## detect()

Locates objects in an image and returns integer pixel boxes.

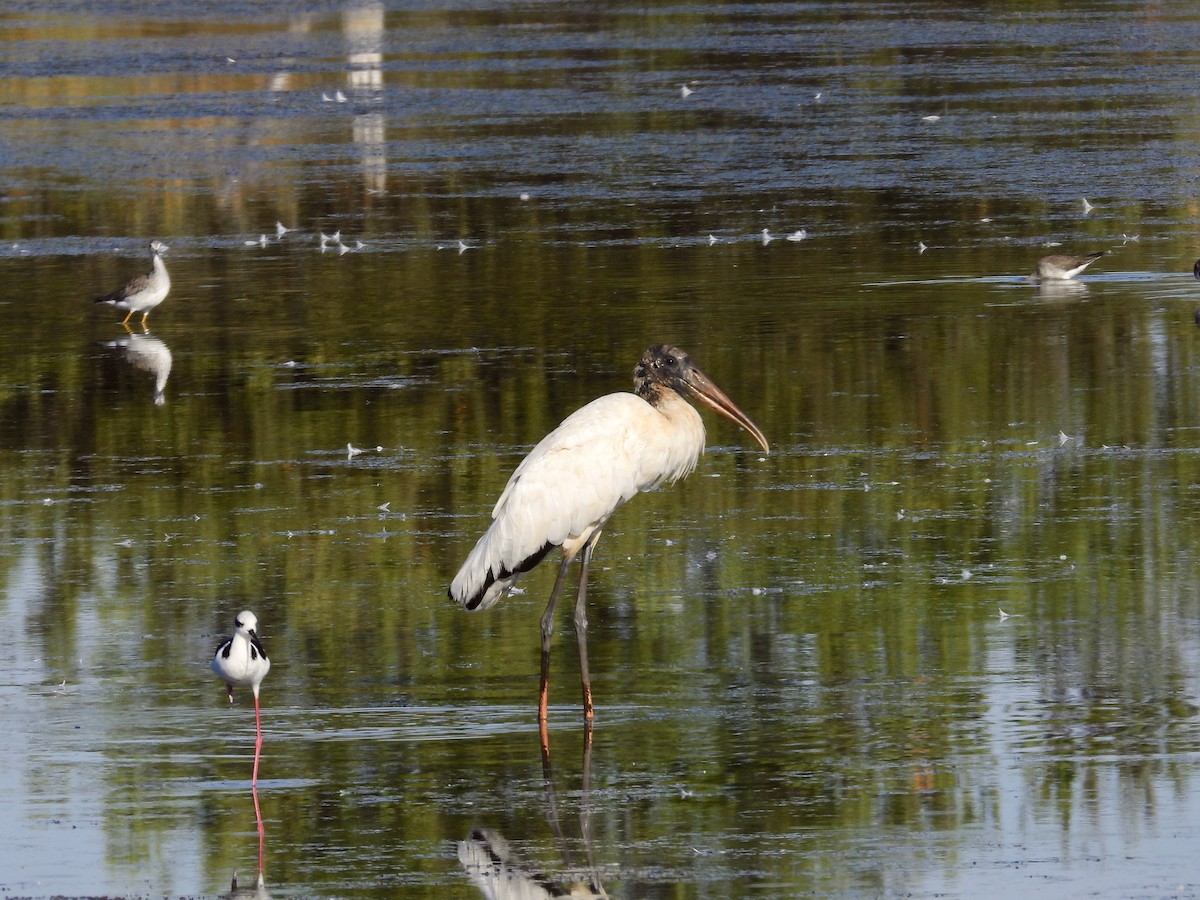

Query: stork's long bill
[680,365,770,454]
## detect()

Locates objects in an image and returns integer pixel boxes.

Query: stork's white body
[449,389,705,612]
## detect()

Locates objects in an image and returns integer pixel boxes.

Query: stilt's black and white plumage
[212,610,271,786]
[95,240,171,328]
[1030,251,1105,282]
[448,345,769,728]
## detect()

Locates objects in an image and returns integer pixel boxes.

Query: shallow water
[3,1,1200,897]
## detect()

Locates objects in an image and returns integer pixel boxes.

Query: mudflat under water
[3,2,1200,897]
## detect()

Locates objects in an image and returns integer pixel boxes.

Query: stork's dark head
[634,344,692,397]
[634,345,769,452]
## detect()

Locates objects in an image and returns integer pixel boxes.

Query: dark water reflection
[3,1,1200,897]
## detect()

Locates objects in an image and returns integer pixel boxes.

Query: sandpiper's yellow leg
[121,309,134,326]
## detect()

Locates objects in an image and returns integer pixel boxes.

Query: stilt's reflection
[102,331,173,405]
[459,722,606,898]
[252,784,266,880]
[221,785,269,898]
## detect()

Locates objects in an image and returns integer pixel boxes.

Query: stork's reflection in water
[460,722,606,898]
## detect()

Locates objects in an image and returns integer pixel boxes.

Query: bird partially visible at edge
[448,344,769,731]
[94,240,171,328]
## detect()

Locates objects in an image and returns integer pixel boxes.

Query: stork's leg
[580,717,599,886]
[539,554,574,728]
[574,539,598,723]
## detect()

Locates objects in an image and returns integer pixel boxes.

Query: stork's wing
[449,393,651,610]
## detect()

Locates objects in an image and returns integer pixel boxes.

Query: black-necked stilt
[94,240,171,328]
[212,610,271,786]
[1031,251,1106,282]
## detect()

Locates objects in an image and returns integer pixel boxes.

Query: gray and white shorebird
[1030,251,1106,282]
[94,240,171,327]
[212,610,272,786]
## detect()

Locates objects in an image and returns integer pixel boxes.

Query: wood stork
[94,240,171,328]
[448,344,769,726]
[212,610,272,786]
[1031,251,1105,282]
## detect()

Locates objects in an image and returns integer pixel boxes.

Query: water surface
[2,1,1200,897]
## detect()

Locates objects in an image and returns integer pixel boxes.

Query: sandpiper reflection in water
[103,332,173,406]
[1035,279,1089,298]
